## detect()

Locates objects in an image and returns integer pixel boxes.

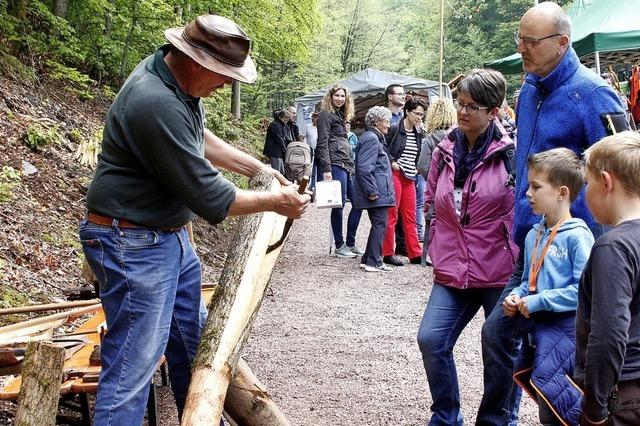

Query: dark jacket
[353,128,395,210]
[263,119,289,158]
[315,110,354,174]
[384,119,423,173]
[514,314,582,426]
[287,120,300,142]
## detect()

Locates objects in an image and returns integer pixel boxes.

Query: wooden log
[0,304,101,347]
[224,358,291,426]
[181,170,290,425]
[0,299,101,316]
[14,341,65,426]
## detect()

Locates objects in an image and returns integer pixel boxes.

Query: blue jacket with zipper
[513,47,625,249]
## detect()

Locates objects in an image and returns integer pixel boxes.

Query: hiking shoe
[335,244,358,258]
[364,264,392,272]
[383,255,405,266]
[347,245,364,255]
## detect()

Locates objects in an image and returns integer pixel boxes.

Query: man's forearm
[205,129,267,177]
[228,189,276,216]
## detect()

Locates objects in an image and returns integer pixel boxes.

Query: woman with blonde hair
[417,98,457,265]
[315,83,363,257]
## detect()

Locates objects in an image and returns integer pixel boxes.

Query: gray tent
[294,68,451,133]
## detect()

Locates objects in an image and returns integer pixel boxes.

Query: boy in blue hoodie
[503,148,594,425]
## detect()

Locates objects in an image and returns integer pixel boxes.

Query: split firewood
[181,170,290,425]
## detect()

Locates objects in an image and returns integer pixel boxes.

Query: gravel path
[244,204,538,425]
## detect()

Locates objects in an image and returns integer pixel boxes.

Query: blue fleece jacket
[513,47,625,249]
[511,217,594,313]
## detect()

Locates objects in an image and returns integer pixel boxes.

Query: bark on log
[14,341,65,426]
[224,358,291,426]
[181,170,290,425]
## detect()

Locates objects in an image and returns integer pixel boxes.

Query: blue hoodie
[511,217,594,313]
[513,47,625,249]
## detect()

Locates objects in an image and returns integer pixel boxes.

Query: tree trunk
[52,0,67,17]
[231,81,241,120]
[224,358,291,426]
[181,170,289,425]
[15,341,65,426]
[7,0,26,20]
[120,0,140,82]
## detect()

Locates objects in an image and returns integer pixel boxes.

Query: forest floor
[0,72,539,425]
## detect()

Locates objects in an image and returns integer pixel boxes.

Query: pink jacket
[425,124,519,289]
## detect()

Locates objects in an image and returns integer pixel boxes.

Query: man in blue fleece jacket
[478,3,627,425]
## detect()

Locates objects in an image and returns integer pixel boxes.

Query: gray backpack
[284,141,312,183]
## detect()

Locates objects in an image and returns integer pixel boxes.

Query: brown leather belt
[87,212,182,233]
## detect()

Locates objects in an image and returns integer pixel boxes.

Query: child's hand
[502,295,520,317]
[517,297,531,318]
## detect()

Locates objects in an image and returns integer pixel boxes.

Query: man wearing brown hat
[80,15,309,425]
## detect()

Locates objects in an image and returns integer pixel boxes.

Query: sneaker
[347,245,364,255]
[335,244,358,258]
[425,254,432,267]
[364,264,392,272]
[383,255,405,266]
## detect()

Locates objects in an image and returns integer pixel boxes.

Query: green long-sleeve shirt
[86,45,236,228]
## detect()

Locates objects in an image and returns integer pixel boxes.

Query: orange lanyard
[528,217,569,293]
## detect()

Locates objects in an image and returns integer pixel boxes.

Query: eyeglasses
[514,32,562,49]
[453,99,488,116]
[411,110,424,117]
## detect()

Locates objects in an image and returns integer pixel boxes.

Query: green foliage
[0,51,35,81]
[0,165,21,203]
[46,60,96,100]
[0,282,28,309]
[23,123,62,150]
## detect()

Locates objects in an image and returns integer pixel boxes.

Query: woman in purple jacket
[417,69,518,425]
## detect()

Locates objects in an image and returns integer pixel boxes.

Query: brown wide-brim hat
[165,15,257,84]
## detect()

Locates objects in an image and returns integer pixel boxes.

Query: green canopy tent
[485,0,640,75]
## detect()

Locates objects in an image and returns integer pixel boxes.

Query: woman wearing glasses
[417,69,518,425]
[382,97,427,266]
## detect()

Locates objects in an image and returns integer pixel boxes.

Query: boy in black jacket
[575,131,640,425]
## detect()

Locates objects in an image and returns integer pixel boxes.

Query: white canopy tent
[294,68,452,133]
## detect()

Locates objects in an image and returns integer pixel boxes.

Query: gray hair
[553,8,572,36]
[365,106,391,128]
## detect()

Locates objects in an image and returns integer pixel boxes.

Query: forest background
[1,0,572,142]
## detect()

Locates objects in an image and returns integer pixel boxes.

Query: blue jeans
[477,253,525,426]
[322,165,362,248]
[79,220,206,425]
[415,175,425,241]
[417,284,503,426]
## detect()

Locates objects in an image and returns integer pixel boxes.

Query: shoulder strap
[501,146,516,187]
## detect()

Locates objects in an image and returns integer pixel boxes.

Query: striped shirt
[397,131,418,179]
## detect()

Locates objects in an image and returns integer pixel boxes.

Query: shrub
[23,123,62,150]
